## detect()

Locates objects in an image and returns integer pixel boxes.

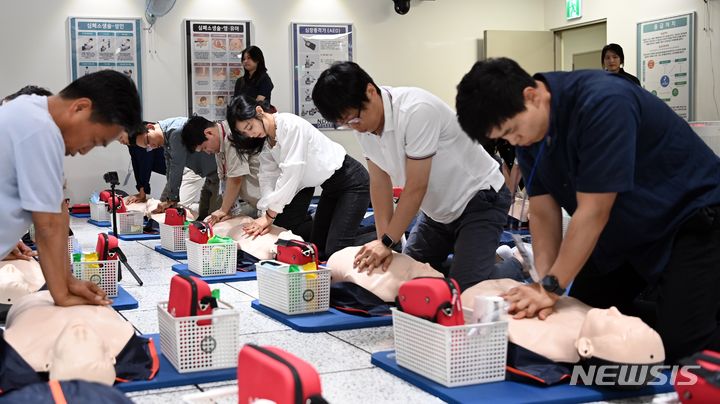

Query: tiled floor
[69,217,679,403]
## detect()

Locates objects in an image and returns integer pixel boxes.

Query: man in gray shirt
[131,117,220,220]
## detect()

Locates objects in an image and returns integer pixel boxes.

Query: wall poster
[291,23,353,129]
[186,20,251,120]
[68,17,142,96]
[637,13,695,120]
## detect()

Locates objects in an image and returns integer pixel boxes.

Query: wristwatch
[381,233,398,249]
[540,275,566,296]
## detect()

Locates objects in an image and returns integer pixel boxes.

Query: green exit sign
[566,0,582,20]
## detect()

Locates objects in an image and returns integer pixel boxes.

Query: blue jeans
[311,155,370,260]
[403,185,512,291]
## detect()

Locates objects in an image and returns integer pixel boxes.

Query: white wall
[0,0,545,202]
[545,0,720,121]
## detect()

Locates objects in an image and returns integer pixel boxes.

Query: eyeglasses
[335,108,362,130]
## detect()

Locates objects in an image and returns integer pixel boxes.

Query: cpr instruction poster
[637,13,695,120]
[185,20,251,121]
[292,23,353,129]
[68,18,142,96]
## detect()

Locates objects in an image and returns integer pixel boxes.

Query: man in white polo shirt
[313,62,513,291]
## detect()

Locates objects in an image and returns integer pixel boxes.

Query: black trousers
[569,205,720,364]
[311,155,370,261]
[274,187,315,241]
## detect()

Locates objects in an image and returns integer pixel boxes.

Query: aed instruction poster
[637,13,695,120]
[68,17,142,97]
[186,20,251,120]
[292,23,353,129]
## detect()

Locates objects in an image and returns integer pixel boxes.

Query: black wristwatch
[381,233,398,249]
[540,275,566,296]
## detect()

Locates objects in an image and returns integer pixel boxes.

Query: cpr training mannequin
[327,246,443,303]
[0,260,45,321]
[126,198,196,224]
[462,279,665,367]
[212,215,302,260]
[0,291,156,392]
[0,260,45,306]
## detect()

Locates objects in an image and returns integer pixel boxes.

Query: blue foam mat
[154,245,187,260]
[112,286,139,311]
[69,212,90,218]
[115,333,236,393]
[88,219,111,227]
[371,351,675,404]
[109,231,160,241]
[251,299,392,332]
[171,264,256,283]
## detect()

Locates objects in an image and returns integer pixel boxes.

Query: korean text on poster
[292,23,353,129]
[68,18,142,97]
[186,20,250,121]
[637,13,695,120]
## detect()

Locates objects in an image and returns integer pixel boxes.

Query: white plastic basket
[157,301,239,373]
[66,236,74,265]
[256,260,331,315]
[392,308,508,387]
[72,260,119,297]
[186,240,237,277]
[160,223,188,252]
[112,211,144,235]
[89,201,110,222]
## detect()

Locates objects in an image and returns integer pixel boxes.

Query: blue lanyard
[515,138,547,230]
[524,137,547,195]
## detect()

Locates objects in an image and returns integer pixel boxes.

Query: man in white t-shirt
[313,62,514,291]
[180,115,261,225]
[0,70,142,306]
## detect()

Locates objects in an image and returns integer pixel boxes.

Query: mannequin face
[603,50,622,73]
[576,307,664,364]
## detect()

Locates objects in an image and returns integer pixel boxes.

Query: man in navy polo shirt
[455,57,720,363]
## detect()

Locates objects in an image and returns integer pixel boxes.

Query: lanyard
[512,138,547,226]
[218,122,227,178]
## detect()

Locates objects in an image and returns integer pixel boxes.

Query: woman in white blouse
[226,95,370,260]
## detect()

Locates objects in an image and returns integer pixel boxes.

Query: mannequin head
[574,307,665,389]
[0,265,36,306]
[576,307,664,364]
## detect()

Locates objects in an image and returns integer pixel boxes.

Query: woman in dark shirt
[601,43,640,86]
[233,46,274,110]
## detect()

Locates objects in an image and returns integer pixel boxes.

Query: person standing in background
[234,46,275,111]
[601,43,640,86]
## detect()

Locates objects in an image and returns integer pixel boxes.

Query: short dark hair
[58,69,143,136]
[226,95,267,156]
[181,115,214,153]
[455,58,536,146]
[601,43,625,65]
[128,121,155,146]
[312,61,381,125]
[3,85,53,103]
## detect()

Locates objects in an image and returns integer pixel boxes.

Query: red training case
[238,344,326,404]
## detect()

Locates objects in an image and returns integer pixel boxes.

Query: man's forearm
[221,176,243,213]
[369,176,394,238]
[385,183,424,243]
[547,195,614,288]
[528,195,563,277]
[32,207,71,303]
